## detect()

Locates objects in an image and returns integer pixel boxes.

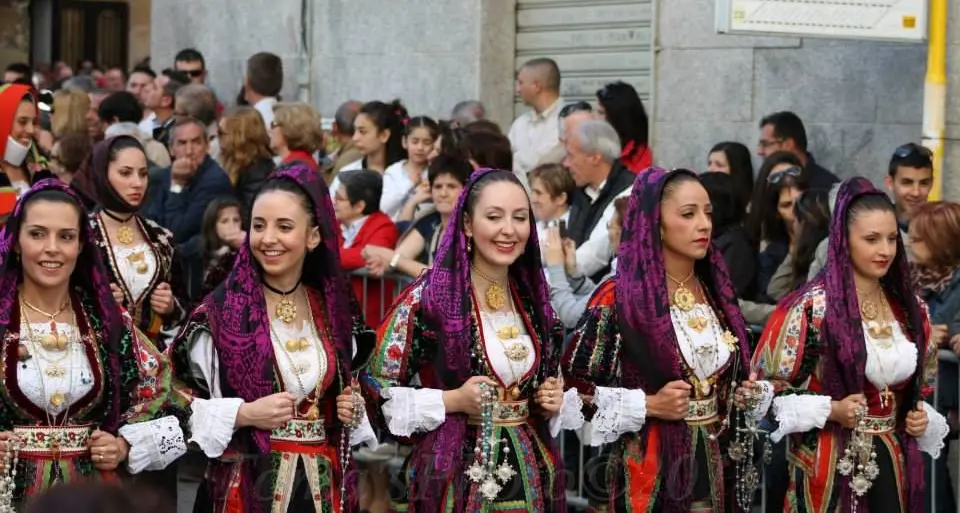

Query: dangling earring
[467,237,473,253]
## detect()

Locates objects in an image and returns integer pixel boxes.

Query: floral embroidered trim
[271,418,327,444]
[13,423,94,457]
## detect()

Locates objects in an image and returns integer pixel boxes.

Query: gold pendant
[868,324,894,342]
[699,380,712,397]
[44,364,66,378]
[496,325,520,340]
[485,282,506,310]
[49,391,66,408]
[41,332,68,351]
[116,225,135,245]
[860,298,879,321]
[687,316,708,332]
[509,386,521,400]
[136,263,149,274]
[503,343,530,362]
[722,330,739,352]
[275,296,297,324]
[672,285,696,312]
[304,403,320,421]
[285,338,309,352]
[879,386,894,409]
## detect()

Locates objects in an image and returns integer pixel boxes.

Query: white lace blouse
[111,243,158,302]
[16,322,186,473]
[187,318,377,458]
[756,320,948,458]
[378,311,581,439]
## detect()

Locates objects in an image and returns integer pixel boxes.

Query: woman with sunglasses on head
[748,178,947,512]
[169,162,376,513]
[71,135,187,351]
[744,151,807,303]
[362,169,575,512]
[563,168,757,513]
[0,180,187,506]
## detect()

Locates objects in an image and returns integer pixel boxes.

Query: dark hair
[170,116,208,143]
[161,68,191,85]
[760,111,808,152]
[700,171,744,236]
[130,65,156,79]
[434,120,463,158]
[458,131,512,170]
[405,116,439,139]
[746,151,806,246]
[358,99,407,166]
[98,91,143,124]
[662,170,702,203]
[462,119,503,136]
[57,131,94,174]
[334,100,362,135]
[708,141,754,210]
[465,170,525,218]
[560,101,592,119]
[612,196,629,224]
[201,197,242,262]
[21,189,85,230]
[846,193,897,226]
[5,62,31,76]
[791,189,831,289]
[108,135,146,161]
[25,482,173,513]
[428,153,472,186]
[596,81,649,147]
[254,178,317,226]
[246,52,283,97]
[520,58,561,91]
[888,142,933,178]
[339,169,383,215]
[174,48,206,68]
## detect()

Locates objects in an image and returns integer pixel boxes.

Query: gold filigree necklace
[264,279,302,324]
[21,297,70,351]
[666,270,697,312]
[101,210,137,246]
[471,264,508,311]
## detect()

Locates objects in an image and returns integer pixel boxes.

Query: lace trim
[770,394,831,443]
[188,397,243,458]
[559,388,585,433]
[350,410,379,449]
[917,401,949,459]
[119,416,186,473]
[592,387,646,446]
[748,380,775,421]
[381,387,445,438]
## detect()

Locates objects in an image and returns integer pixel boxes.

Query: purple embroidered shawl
[615,168,751,512]
[414,168,565,512]
[786,177,927,511]
[0,180,125,431]
[202,162,355,511]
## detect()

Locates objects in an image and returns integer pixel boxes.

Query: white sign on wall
[716,0,928,43]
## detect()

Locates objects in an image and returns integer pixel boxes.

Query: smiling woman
[0,84,54,196]
[0,180,187,509]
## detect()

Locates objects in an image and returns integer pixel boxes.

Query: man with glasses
[174,48,208,85]
[885,142,934,233]
[757,110,838,189]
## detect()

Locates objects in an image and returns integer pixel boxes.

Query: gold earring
[467,237,472,253]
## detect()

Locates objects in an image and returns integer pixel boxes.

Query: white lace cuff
[350,410,379,449]
[381,387,446,438]
[189,397,243,458]
[770,394,832,443]
[917,401,949,459]
[549,388,584,437]
[747,380,775,421]
[118,416,186,474]
[591,386,646,446]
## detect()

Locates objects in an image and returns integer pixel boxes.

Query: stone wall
[0,0,30,68]
[150,0,516,125]
[652,0,958,194]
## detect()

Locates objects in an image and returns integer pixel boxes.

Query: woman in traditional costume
[0,180,186,509]
[750,177,947,512]
[361,168,573,512]
[563,168,757,513]
[169,161,376,513]
[71,135,186,350]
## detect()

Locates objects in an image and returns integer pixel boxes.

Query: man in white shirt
[243,52,283,131]
[508,58,564,183]
[563,119,634,281]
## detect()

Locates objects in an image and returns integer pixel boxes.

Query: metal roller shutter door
[514,0,653,117]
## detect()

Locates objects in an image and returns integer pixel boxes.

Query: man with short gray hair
[451,100,486,127]
[564,118,634,281]
[322,100,364,181]
[174,84,220,160]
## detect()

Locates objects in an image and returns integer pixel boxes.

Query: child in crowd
[200,198,243,296]
[381,116,438,221]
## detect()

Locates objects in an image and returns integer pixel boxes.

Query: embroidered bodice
[111,242,159,302]
[16,322,94,416]
[478,311,536,388]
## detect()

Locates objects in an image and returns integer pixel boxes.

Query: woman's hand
[363,245,393,278]
[149,282,175,315]
[932,324,949,348]
[110,283,125,306]
[411,182,432,206]
[443,376,497,416]
[0,432,18,454]
[906,401,929,437]
[236,392,296,430]
[646,380,692,421]
[543,228,565,267]
[336,386,362,426]
[829,393,867,429]
[734,373,762,410]
[562,238,578,277]
[534,377,563,418]
[88,430,129,471]
[951,334,960,357]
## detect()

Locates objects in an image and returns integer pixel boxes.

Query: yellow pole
[924,0,948,200]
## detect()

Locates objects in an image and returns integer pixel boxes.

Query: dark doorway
[53,1,128,70]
